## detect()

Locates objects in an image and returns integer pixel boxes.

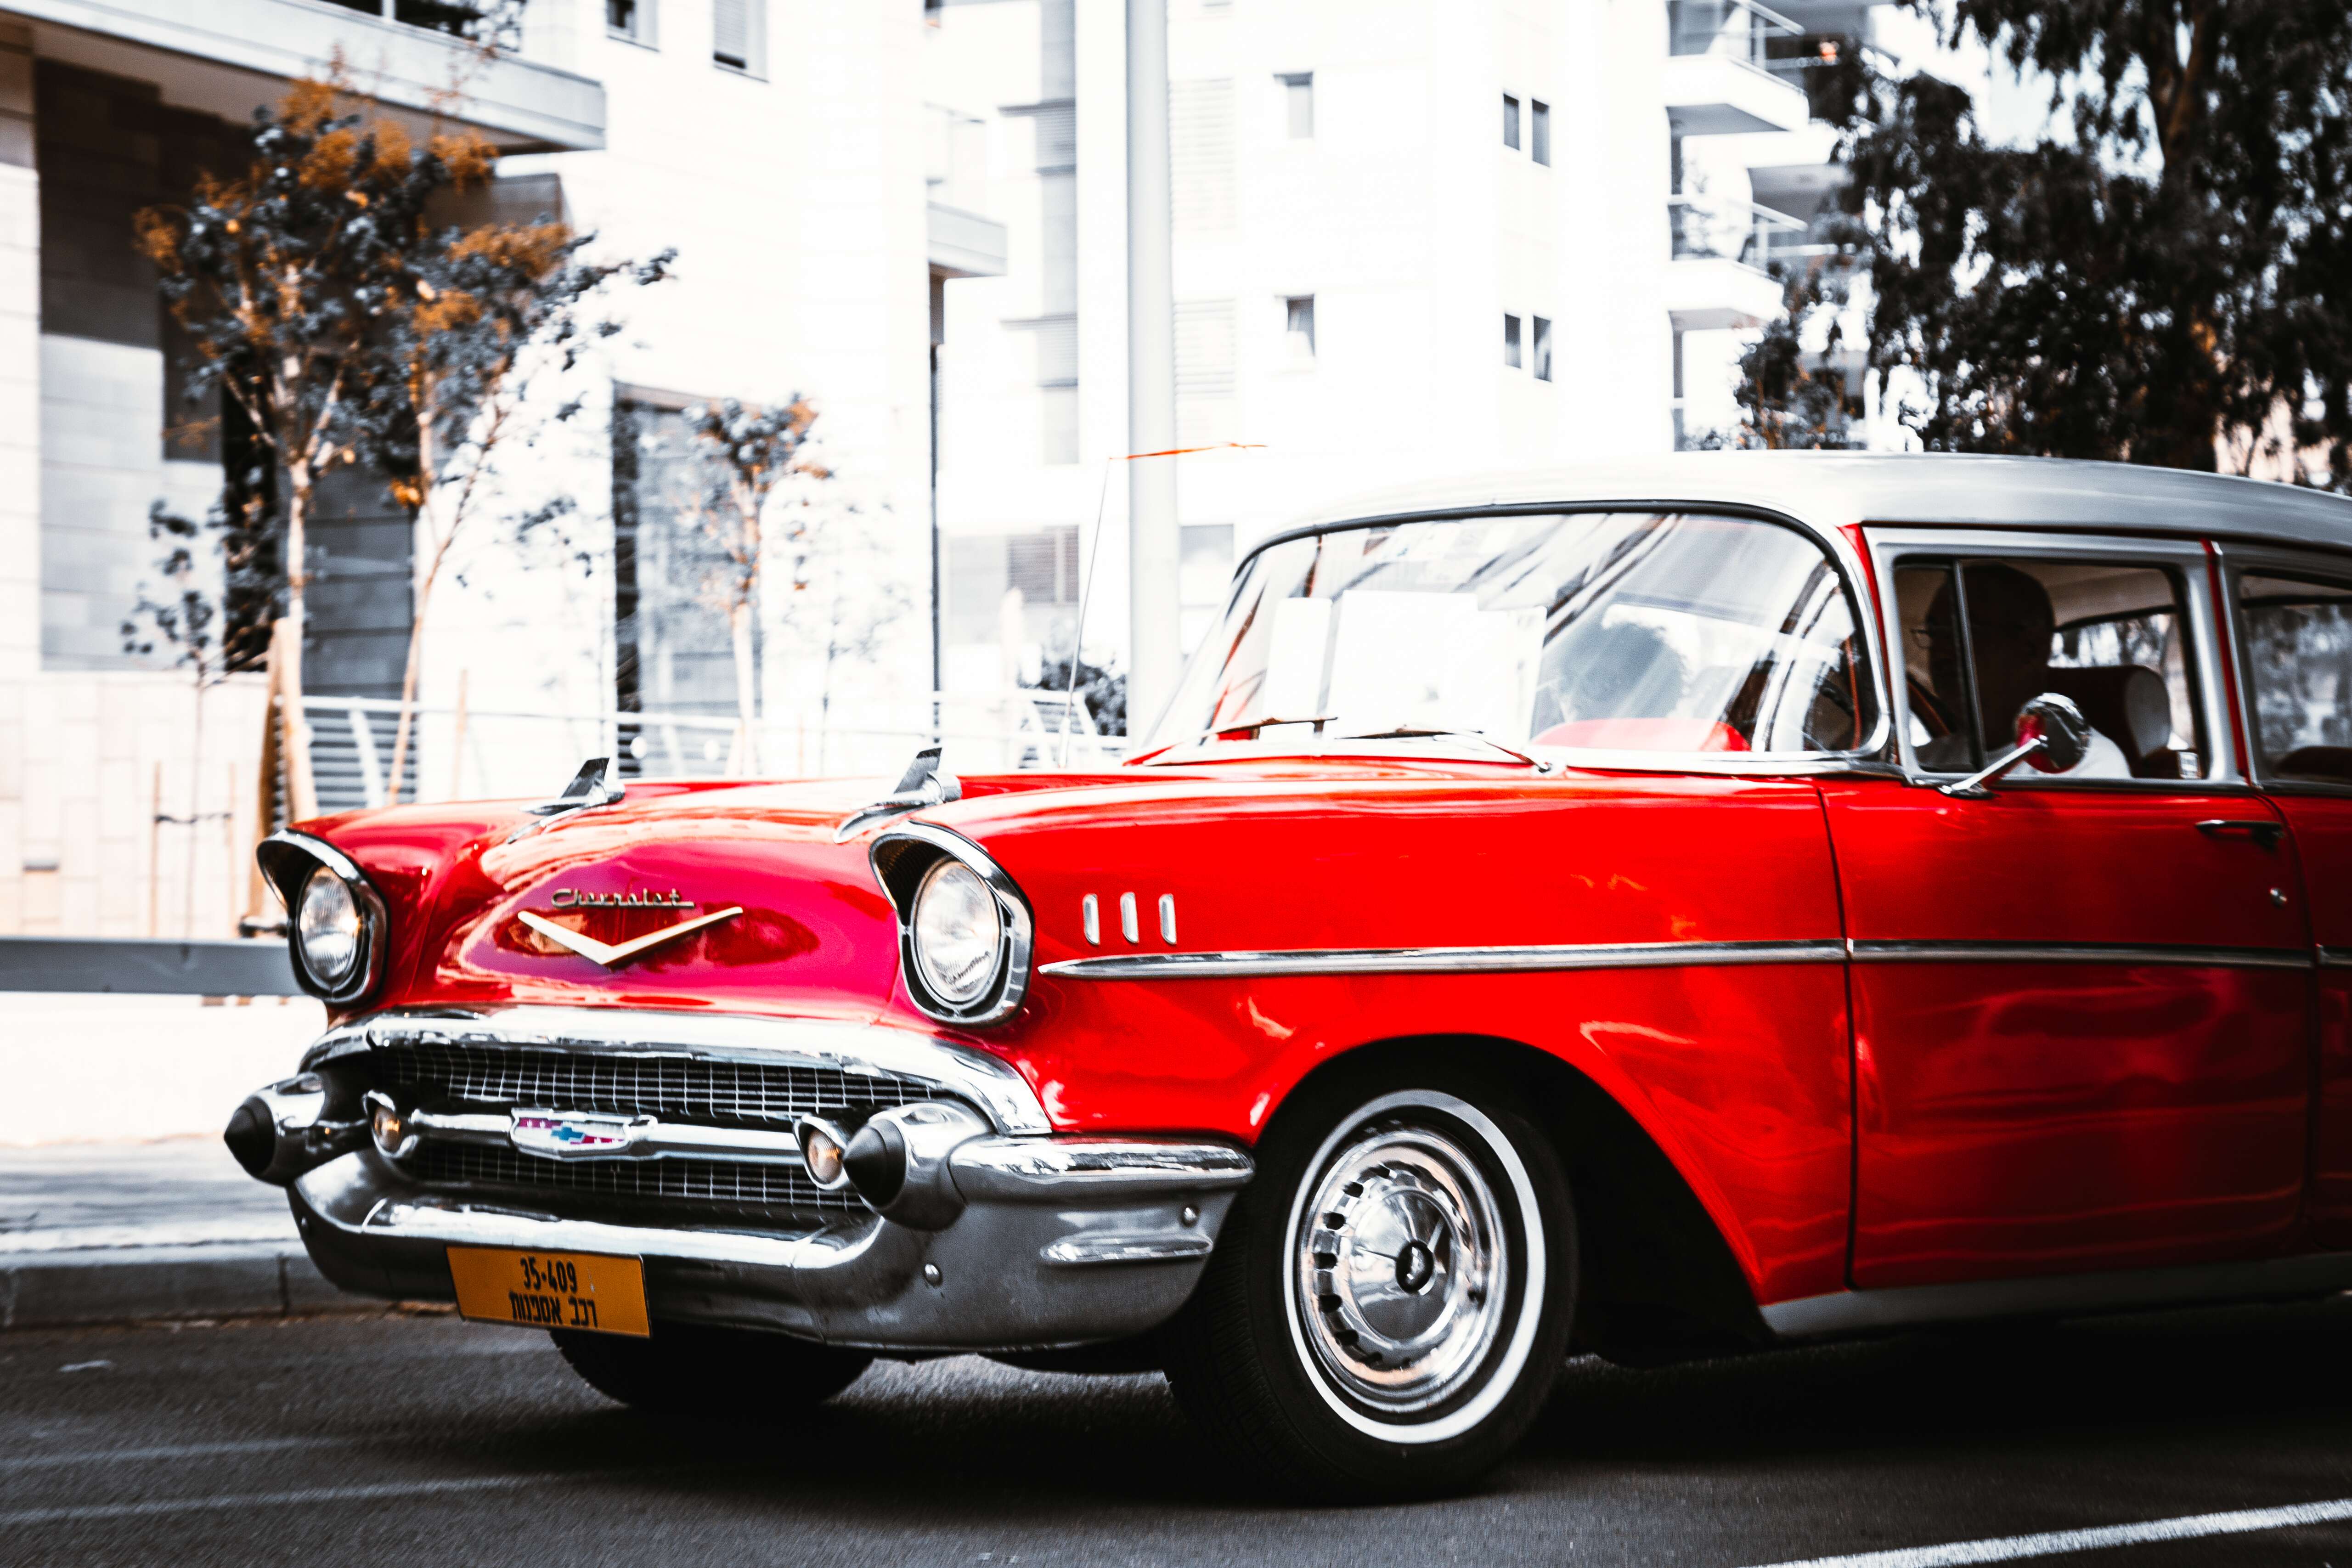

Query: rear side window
[1892,557,2206,780]
[2237,571,2352,786]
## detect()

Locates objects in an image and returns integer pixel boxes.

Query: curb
[0,1242,341,1331]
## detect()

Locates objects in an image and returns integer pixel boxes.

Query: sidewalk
[0,1138,342,1330]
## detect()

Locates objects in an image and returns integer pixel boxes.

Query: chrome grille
[410,1142,842,1216]
[377,1040,949,1219]
[376,1041,945,1125]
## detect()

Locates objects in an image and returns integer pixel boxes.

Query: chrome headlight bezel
[256,830,389,1005]
[870,823,1032,1027]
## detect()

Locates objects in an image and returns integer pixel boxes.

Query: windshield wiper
[1335,728,1557,772]
[1199,715,1337,741]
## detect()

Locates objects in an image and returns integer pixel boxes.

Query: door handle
[2195,819,2286,849]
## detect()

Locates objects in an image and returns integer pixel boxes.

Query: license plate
[446,1246,649,1337]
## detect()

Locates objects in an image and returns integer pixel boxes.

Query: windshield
[1144,510,1877,760]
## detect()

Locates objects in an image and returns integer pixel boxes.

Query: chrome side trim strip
[301,1005,1054,1137]
[1038,939,1847,981]
[2322,948,2352,971]
[1850,941,2312,971]
[1762,1252,2352,1339]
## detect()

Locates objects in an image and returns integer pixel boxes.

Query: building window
[713,0,764,74]
[1531,316,1552,381]
[608,0,655,43]
[1502,93,1521,151]
[1279,73,1313,138]
[1503,314,1523,369]
[1284,295,1316,360]
[1530,99,1550,165]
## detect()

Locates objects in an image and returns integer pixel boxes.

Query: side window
[2237,571,2352,785]
[1893,557,2206,781]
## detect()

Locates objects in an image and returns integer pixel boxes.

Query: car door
[1820,528,2309,1291]
[2219,546,2352,1249]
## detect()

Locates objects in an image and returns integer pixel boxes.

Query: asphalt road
[5,1300,2352,1568]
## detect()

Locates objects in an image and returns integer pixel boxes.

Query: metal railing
[1667,0,1803,69]
[1668,195,1809,272]
[299,692,1129,813]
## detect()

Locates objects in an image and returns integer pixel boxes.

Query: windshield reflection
[1143,511,1875,762]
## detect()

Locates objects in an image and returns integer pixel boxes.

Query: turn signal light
[796,1117,853,1191]
[366,1091,416,1160]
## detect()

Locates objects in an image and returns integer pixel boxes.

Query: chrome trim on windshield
[1850,940,2311,970]
[299,1005,1053,1137]
[1039,939,1846,980]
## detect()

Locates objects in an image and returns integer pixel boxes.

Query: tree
[795,501,911,772]
[373,220,673,801]
[683,397,823,773]
[1811,0,2352,486]
[136,77,498,814]
[1719,260,1866,450]
[121,503,237,936]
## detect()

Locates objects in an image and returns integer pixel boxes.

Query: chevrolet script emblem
[517,891,744,968]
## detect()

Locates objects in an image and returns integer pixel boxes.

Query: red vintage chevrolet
[227,454,2352,1495]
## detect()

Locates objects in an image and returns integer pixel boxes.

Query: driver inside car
[1917,564,2133,779]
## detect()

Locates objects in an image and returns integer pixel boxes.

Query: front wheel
[1162,1076,1576,1498]
[553,1322,873,1416]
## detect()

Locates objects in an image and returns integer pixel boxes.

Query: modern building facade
[0,0,995,937]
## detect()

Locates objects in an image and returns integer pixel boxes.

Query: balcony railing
[1667,0,1803,71]
[1669,196,1808,272]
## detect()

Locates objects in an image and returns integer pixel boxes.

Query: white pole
[1125,0,1180,738]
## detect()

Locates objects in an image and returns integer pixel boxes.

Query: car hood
[302,754,1681,1024]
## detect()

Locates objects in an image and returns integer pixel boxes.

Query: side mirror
[2014,692,2092,774]
[1939,692,2091,798]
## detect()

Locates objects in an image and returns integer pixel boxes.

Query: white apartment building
[923,0,1877,692]
[0,0,982,937]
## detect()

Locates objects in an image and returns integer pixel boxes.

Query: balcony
[10,0,604,149]
[1666,195,1805,329]
[1663,0,1811,136]
[924,103,1005,277]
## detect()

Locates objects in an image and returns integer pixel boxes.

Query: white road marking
[1746,1497,2352,1568]
[0,1436,352,1472]
[0,1471,614,1527]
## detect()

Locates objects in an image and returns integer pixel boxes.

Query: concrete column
[0,21,37,931]
[1124,0,1179,739]
[0,21,37,684]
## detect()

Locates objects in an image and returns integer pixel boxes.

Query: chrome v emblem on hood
[516,906,745,969]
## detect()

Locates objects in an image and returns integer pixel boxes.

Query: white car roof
[1284,452,2352,555]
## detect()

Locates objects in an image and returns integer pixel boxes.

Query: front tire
[1163,1074,1576,1498]
[553,1322,873,1415]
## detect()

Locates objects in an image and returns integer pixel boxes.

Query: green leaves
[1818,0,2352,486]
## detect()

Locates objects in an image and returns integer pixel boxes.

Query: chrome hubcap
[1293,1121,1508,1415]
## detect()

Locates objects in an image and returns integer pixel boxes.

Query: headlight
[910,858,1003,1006]
[296,868,362,988]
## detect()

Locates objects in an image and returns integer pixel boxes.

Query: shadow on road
[439,1295,2352,1511]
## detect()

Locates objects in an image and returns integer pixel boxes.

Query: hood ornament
[834,745,960,842]
[503,757,626,843]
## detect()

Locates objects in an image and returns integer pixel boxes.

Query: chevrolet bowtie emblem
[517,904,744,968]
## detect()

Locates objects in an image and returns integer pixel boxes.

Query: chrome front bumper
[236,1006,1253,1352]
